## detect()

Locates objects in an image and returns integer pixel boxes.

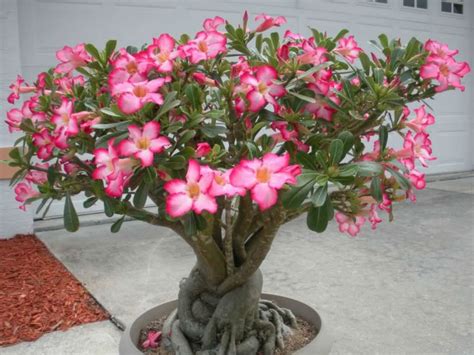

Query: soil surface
[139,306,317,354]
[0,234,109,346]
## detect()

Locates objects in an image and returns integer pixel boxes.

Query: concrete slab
[32,187,473,354]
[428,176,474,194]
[0,321,120,355]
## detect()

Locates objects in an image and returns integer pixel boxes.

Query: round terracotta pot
[119,293,333,355]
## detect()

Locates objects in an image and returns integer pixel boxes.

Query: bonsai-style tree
[5,12,470,354]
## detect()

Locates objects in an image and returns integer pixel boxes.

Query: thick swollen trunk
[162,268,296,355]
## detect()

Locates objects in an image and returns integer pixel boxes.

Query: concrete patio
[2,177,473,355]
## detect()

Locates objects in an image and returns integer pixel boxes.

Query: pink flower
[14,181,39,211]
[284,30,304,41]
[408,169,426,190]
[402,131,436,170]
[270,121,308,152]
[230,152,301,210]
[420,41,470,93]
[424,39,458,62]
[253,14,286,33]
[109,49,149,89]
[32,129,56,160]
[195,142,211,157]
[335,212,365,237]
[298,40,328,66]
[192,72,217,87]
[142,330,161,350]
[51,98,79,136]
[142,331,161,349]
[25,163,49,185]
[203,16,225,32]
[208,169,246,198]
[118,121,170,167]
[6,100,46,133]
[54,43,91,74]
[7,75,36,104]
[92,140,134,198]
[304,78,341,122]
[378,193,392,213]
[180,31,227,64]
[164,160,218,218]
[146,34,178,73]
[241,65,286,112]
[334,36,362,63]
[368,205,382,230]
[55,75,85,93]
[403,105,435,133]
[114,78,166,114]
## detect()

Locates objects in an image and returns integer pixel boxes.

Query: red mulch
[0,234,109,347]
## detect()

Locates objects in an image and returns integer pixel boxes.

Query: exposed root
[162,269,297,354]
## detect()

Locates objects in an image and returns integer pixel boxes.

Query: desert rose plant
[4,12,470,354]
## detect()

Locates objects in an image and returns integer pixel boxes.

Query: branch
[223,199,235,275]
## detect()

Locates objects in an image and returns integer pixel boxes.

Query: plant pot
[119,293,333,355]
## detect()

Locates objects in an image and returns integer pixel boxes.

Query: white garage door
[13,0,472,218]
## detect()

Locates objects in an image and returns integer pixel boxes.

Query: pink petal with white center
[157,34,175,52]
[268,172,293,189]
[136,149,154,167]
[251,183,278,210]
[146,78,166,92]
[92,165,111,180]
[192,193,218,214]
[229,165,257,189]
[147,93,164,105]
[164,179,187,194]
[197,172,214,193]
[420,63,439,79]
[255,65,277,83]
[118,93,143,114]
[186,160,201,182]
[118,140,139,156]
[262,152,289,173]
[166,193,193,217]
[142,121,160,139]
[247,90,266,112]
[149,136,170,153]
[268,84,286,97]
[240,73,259,87]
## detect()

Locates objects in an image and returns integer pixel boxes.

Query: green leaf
[288,91,316,104]
[176,130,196,146]
[104,198,114,217]
[83,197,98,208]
[35,198,50,215]
[339,164,359,177]
[100,108,126,118]
[315,150,328,170]
[85,43,102,62]
[379,125,388,151]
[185,84,201,110]
[93,120,131,130]
[329,139,344,165]
[338,131,354,156]
[111,216,125,233]
[201,125,227,138]
[370,177,383,202]
[311,184,328,207]
[282,173,316,209]
[355,161,383,176]
[358,53,372,75]
[156,91,181,118]
[386,166,411,190]
[105,39,117,60]
[333,29,349,41]
[296,151,318,170]
[64,193,79,232]
[378,34,389,48]
[133,183,148,209]
[195,214,207,231]
[307,198,332,233]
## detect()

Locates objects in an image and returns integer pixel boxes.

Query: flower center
[61,113,70,124]
[188,182,200,198]
[214,174,225,186]
[439,64,450,77]
[257,82,268,94]
[126,62,138,74]
[157,51,170,63]
[256,167,271,183]
[198,41,208,53]
[136,137,150,150]
[133,85,148,98]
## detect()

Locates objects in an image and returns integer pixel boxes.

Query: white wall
[0,0,472,236]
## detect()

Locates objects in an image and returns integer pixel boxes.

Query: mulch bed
[0,234,109,347]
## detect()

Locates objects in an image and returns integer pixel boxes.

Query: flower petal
[166,193,193,218]
[251,183,278,210]
[192,193,218,214]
